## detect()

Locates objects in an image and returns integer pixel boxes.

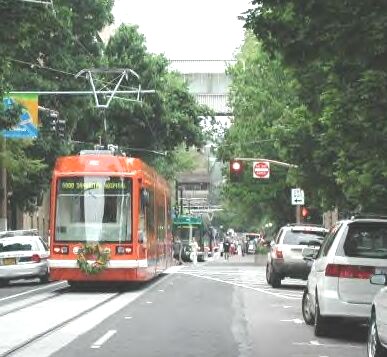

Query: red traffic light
[301,207,309,218]
[229,160,244,182]
[231,160,242,172]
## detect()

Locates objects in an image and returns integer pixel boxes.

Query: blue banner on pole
[2,95,39,139]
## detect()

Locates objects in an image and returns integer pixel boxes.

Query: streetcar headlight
[53,245,69,254]
[116,246,132,255]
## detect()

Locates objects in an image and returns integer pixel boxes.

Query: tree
[217,32,302,229]
[246,1,387,213]
[0,2,210,213]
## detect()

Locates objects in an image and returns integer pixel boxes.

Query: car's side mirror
[370,274,387,286]
[302,247,319,261]
[270,240,275,247]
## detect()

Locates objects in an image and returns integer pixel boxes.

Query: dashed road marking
[293,341,362,349]
[280,318,304,324]
[90,330,117,349]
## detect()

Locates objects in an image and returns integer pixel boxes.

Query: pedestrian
[223,239,230,260]
[191,238,199,265]
[241,238,246,256]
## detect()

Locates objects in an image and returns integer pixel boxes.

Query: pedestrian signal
[229,160,244,182]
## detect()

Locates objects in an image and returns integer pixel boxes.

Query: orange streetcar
[49,149,173,285]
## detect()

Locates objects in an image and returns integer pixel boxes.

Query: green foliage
[217,33,299,229]
[0,1,208,214]
[255,245,269,255]
[245,1,387,214]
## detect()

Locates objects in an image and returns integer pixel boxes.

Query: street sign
[253,161,270,179]
[291,188,304,205]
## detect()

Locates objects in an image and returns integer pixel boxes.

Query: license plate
[3,258,16,265]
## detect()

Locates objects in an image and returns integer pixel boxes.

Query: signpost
[253,161,270,179]
[291,188,304,205]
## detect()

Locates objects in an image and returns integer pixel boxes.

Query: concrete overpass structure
[170,60,234,217]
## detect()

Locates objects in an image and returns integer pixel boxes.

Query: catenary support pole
[0,137,7,230]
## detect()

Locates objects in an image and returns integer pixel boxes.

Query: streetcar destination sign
[58,177,130,194]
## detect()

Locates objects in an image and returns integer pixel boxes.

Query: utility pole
[0,137,7,231]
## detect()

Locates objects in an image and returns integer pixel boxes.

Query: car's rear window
[283,231,325,245]
[344,223,387,258]
[0,240,38,252]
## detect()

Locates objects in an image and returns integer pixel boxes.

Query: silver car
[0,235,50,285]
[302,216,387,337]
[266,224,328,288]
[368,274,387,357]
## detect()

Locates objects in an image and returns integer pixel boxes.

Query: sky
[112,0,253,60]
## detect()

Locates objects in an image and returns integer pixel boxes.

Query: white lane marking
[124,316,132,319]
[293,341,362,349]
[165,265,185,274]
[181,272,300,300]
[158,289,164,292]
[0,281,66,302]
[15,273,173,357]
[280,318,304,324]
[90,330,117,349]
[272,304,293,309]
[146,301,152,304]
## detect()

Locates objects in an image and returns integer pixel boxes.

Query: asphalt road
[0,255,368,357]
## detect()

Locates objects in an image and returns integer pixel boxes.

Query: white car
[0,234,50,285]
[266,224,328,288]
[368,274,387,357]
[302,216,387,337]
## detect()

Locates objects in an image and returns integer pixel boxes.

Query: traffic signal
[229,159,244,182]
[57,118,66,138]
[301,207,309,218]
[49,111,58,132]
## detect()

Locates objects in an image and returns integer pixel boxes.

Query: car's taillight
[115,246,132,255]
[32,254,41,263]
[53,245,69,254]
[275,247,283,259]
[325,264,375,279]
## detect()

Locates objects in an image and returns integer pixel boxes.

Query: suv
[266,224,328,288]
[302,216,387,337]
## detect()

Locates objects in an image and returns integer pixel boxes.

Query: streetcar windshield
[173,226,200,242]
[55,176,132,242]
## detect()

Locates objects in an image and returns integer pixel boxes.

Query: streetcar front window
[55,176,132,242]
[173,226,200,242]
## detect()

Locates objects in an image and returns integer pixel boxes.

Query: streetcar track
[1,291,123,357]
[0,286,71,318]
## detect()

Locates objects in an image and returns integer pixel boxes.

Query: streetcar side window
[139,188,147,243]
[157,195,165,241]
[146,188,155,235]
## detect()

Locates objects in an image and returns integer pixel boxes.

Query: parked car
[266,223,328,288]
[367,274,387,357]
[0,234,50,285]
[301,215,387,337]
